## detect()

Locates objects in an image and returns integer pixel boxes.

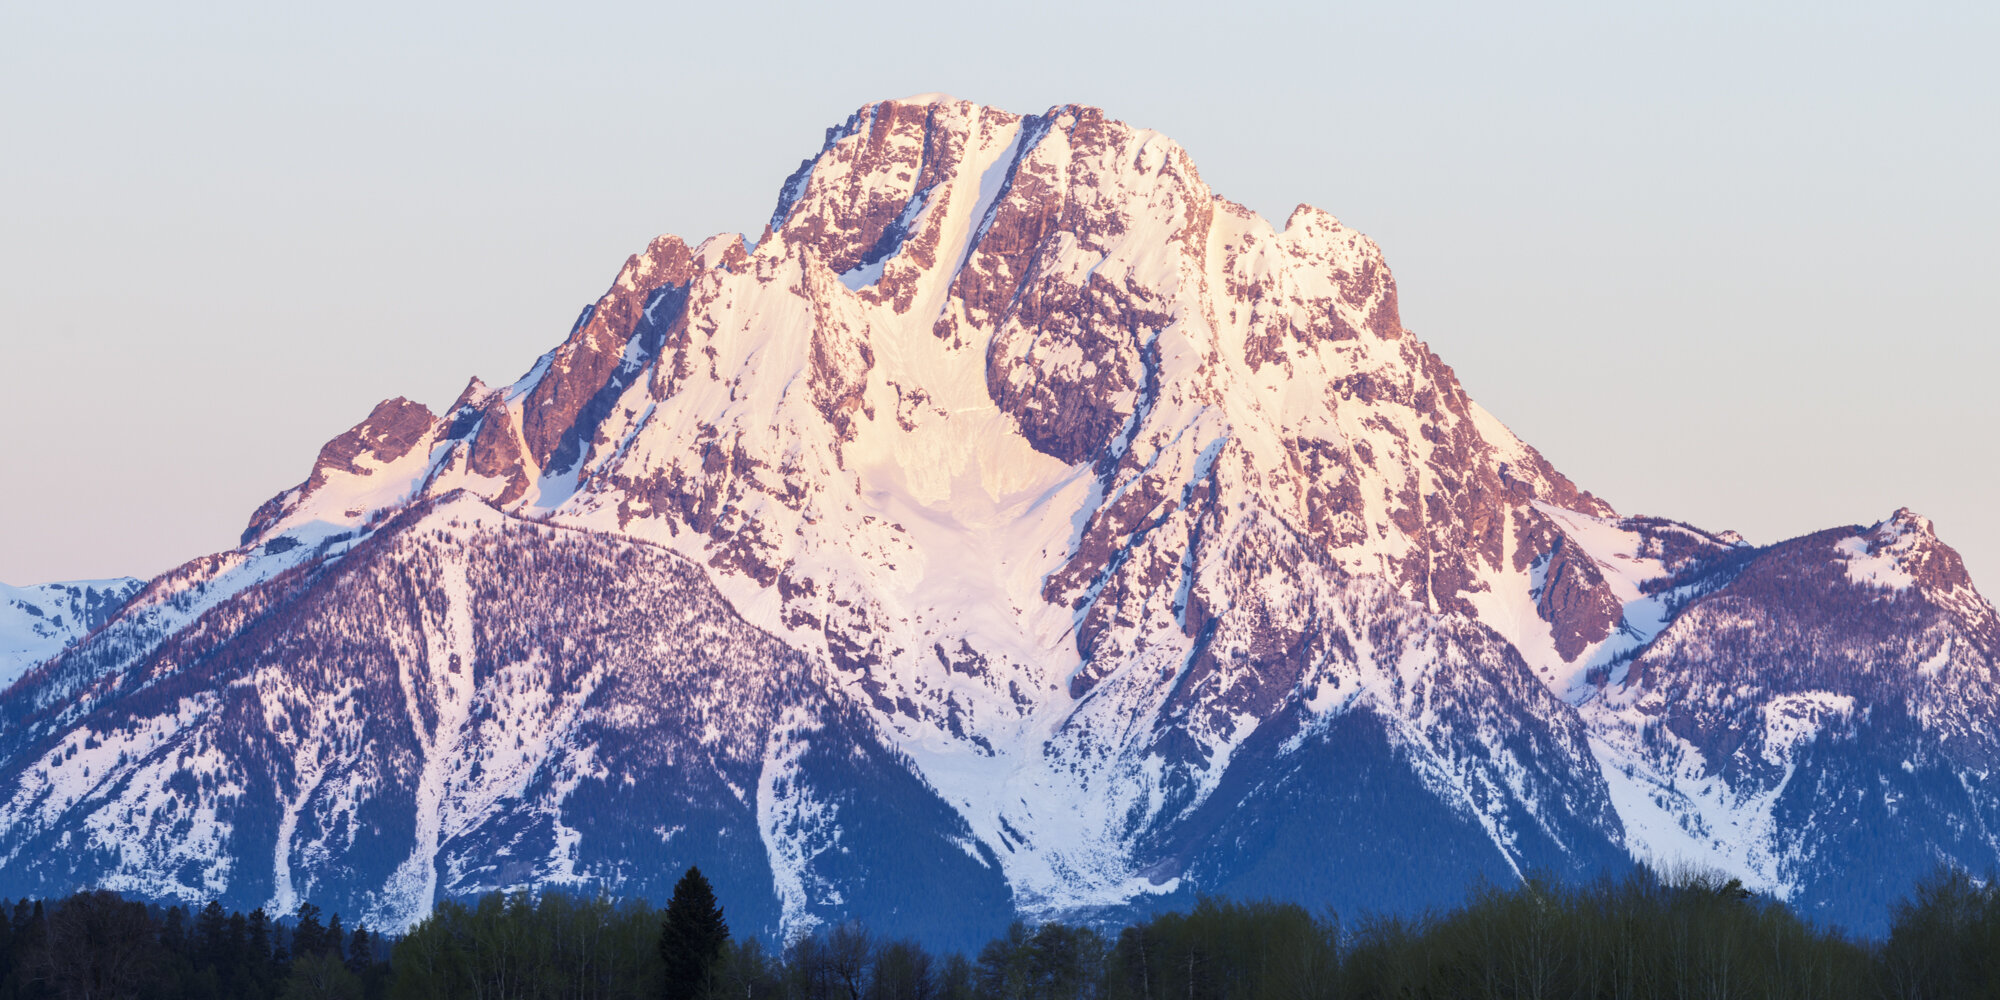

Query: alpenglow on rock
[0,96,1992,945]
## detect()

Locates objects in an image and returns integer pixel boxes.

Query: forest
[2,864,1999,1000]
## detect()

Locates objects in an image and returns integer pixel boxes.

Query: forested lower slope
[5,866,2000,1000]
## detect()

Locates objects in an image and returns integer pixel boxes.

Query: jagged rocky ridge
[0,96,1992,943]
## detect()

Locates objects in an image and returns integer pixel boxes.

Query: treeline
[8,865,2000,1000]
[0,892,384,1000]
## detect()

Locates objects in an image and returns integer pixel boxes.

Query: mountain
[1581,508,2000,930]
[0,95,1991,943]
[1,578,142,688]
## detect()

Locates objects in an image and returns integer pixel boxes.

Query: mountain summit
[1,96,1992,943]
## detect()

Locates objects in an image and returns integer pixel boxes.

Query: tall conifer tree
[659,866,730,1000]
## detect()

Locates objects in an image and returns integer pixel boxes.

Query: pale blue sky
[3,1,1995,589]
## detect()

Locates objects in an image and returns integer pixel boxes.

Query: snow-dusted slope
[1579,509,2000,928]
[0,95,1992,940]
[0,493,1009,948]
[0,578,141,688]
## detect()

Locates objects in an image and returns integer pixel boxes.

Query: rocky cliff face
[0,95,1991,941]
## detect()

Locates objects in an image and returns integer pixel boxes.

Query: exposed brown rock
[303,398,437,489]
[467,398,532,507]
[798,252,876,443]
[958,107,1187,464]
[239,397,439,544]
[520,235,697,472]
[772,99,1001,277]
[1535,535,1624,661]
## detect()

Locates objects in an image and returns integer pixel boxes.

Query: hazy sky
[3,1,1995,590]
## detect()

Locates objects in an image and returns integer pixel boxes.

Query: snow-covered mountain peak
[240,396,445,547]
[1878,506,1935,537]
[101,96,1638,919]
[1834,507,1986,598]
[6,97,1994,943]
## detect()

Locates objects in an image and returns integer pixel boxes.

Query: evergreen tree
[659,866,730,1000]
[293,904,326,961]
[0,902,12,991]
[160,906,187,959]
[345,925,372,976]
[248,908,278,998]
[227,911,249,976]
[197,901,229,970]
